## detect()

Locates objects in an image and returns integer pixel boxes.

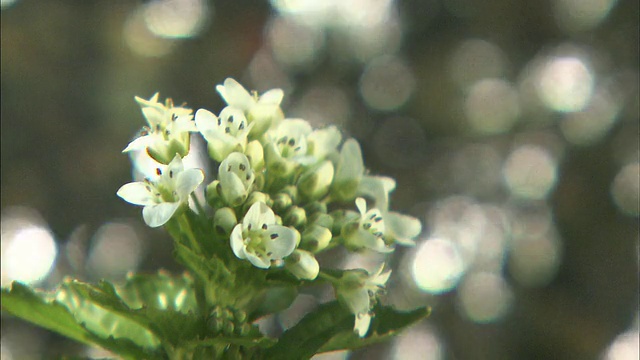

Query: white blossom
[230,202,298,269]
[117,155,204,227]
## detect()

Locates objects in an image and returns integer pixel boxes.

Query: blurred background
[1,0,638,359]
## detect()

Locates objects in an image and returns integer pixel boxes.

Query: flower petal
[354,312,372,337]
[217,78,254,110]
[264,225,298,259]
[123,135,156,153]
[142,202,180,227]
[355,197,367,215]
[258,88,284,105]
[245,251,271,269]
[230,224,246,260]
[117,182,157,206]
[384,212,421,246]
[175,168,204,200]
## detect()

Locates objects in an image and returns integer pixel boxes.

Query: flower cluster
[117,78,422,337]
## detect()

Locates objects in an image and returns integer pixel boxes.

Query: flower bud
[245,140,265,172]
[284,206,306,230]
[308,212,334,230]
[298,160,334,201]
[242,191,271,214]
[300,224,333,253]
[272,193,293,213]
[285,249,319,280]
[280,185,298,204]
[213,207,237,236]
[219,152,255,207]
[304,201,327,218]
[205,180,223,208]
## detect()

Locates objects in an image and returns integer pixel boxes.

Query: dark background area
[1,0,638,359]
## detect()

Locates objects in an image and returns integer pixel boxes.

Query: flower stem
[191,192,206,217]
[178,215,202,255]
[318,270,340,284]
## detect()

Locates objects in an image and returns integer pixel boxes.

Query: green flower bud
[245,140,265,172]
[280,185,298,203]
[304,201,327,218]
[213,207,237,236]
[298,160,334,201]
[284,206,306,230]
[300,224,333,253]
[219,152,255,207]
[223,321,235,335]
[242,191,271,214]
[308,212,334,230]
[285,249,319,280]
[205,180,223,208]
[272,192,293,213]
[234,309,247,323]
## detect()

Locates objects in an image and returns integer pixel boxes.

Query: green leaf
[263,302,430,360]
[1,282,160,360]
[318,304,431,353]
[263,301,353,360]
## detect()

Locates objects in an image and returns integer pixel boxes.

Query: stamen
[246,174,251,181]
[228,165,232,172]
[169,170,173,178]
[239,122,245,130]
[262,224,268,230]
[225,127,231,134]
[239,164,246,171]
[374,217,383,222]
[270,233,279,239]
[218,118,222,126]
[156,168,162,176]
[228,116,234,123]
[369,214,376,220]
[288,138,295,146]
[248,224,252,230]
[171,113,178,121]
[364,223,372,230]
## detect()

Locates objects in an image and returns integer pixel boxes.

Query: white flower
[335,265,392,337]
[216,78,284,136]
[195,107,252,162]
[218,152,255,207]
[124,94,197,164]
[343,198,393,253]
[230,202,299,269]
[264,119,341,176]
[357,176,421,246]
[117,155,204,227]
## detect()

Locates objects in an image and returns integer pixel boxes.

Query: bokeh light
[603,326,640,360]
[559,85,621,145]
[86,222,144,279]
[464,78,520,135]
[553,0,619,33]
[391,325,443,360]
[1,207,58,287]
[536,55,594,113]
[610,162,640,217]
[268,15,325,71]
[413,237,466,294]
[457,272,514,323]
[359,55,415,111]
[450,39,508,89]
[502,145,558,200]
[143,0,209,39]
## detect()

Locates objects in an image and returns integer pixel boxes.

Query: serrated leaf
[317,305,431,353]
[1,282,160,360]
[263,302,430,360]
[263,301,353,360]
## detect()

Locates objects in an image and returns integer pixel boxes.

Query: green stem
[178,214,202,255]
[191,192,207,218]
[318,270,340,284]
